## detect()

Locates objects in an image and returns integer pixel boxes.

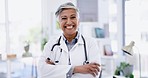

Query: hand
[45,58,55,65]
[73,62,101,77]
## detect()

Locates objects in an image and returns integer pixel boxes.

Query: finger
[91,64,100,72]
[45,59,50,63]
[90,72,96,77]
[46,60,51,64]
[88,69,96,77]
[89,67,98,75]
[94,66,100,72]
[45,60,55,65]
[94,69,98,75]
[92,62,100,66]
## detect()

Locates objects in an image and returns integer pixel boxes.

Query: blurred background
[0,0,148,78]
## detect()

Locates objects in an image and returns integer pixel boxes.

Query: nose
[66,18,72,25]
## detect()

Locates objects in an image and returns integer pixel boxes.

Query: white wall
[98,0,109,27]
[42,0,110,38]
[42,0,76,39]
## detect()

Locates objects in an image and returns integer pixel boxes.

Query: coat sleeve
[37,41,71,78]
[87,38,102,77]
[88,38,101,64]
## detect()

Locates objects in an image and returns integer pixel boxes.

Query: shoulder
[45,36,61,47]
[81,35,97,43]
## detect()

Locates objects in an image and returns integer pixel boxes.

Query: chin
[65,32,76,36]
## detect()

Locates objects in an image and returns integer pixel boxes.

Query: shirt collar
[62,31,80,43]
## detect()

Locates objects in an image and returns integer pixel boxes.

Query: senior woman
[38,2,101,78]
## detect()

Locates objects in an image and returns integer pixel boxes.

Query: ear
[77,20,80,25]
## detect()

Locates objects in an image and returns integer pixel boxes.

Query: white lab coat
[38,34,101,78]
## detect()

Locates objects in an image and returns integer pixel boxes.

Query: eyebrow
[60,14,77,18]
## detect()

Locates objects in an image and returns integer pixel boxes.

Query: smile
[65,26,73,29]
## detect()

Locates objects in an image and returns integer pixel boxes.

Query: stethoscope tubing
[49,35,89,65]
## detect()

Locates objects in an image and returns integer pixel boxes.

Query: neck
[64,32,77,42]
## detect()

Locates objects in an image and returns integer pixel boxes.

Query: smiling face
[58,8,79,38]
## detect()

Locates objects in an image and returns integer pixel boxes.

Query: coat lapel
[59,37,68,53]
[59,35,85,52]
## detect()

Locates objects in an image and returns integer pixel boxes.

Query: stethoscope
[48,35,89,65]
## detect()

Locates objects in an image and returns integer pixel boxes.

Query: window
[109,0,118,52]
[5,0,42,56]
[0,0,6,55]
[125,0,148,75]
[0,0,42,77]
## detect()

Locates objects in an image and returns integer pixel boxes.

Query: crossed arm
[46,58,101,77]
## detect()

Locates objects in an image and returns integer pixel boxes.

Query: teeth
[66,26,73,29]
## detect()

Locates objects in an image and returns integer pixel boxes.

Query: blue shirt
[63,32,80,51]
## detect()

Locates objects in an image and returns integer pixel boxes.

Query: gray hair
[55,2,79,18]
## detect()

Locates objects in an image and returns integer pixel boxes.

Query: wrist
[73,66,80,73]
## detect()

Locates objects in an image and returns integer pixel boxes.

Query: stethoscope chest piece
[55,61,59,64]
[83,61,89,65]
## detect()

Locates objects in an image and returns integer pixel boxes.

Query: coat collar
[59,33,84,53]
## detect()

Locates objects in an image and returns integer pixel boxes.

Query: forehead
[59,9,77,17]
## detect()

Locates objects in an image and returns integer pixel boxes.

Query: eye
[71,16,76,19]
[61,17,67,20]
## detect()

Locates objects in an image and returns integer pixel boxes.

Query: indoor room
[0,0,148,78]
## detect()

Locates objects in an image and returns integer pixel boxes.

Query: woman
[38,2,101,78]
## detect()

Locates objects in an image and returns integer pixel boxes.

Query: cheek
[77,21,80,25]
[59,22,64,29]
[75,19,79,25]
[75,21,79,27]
